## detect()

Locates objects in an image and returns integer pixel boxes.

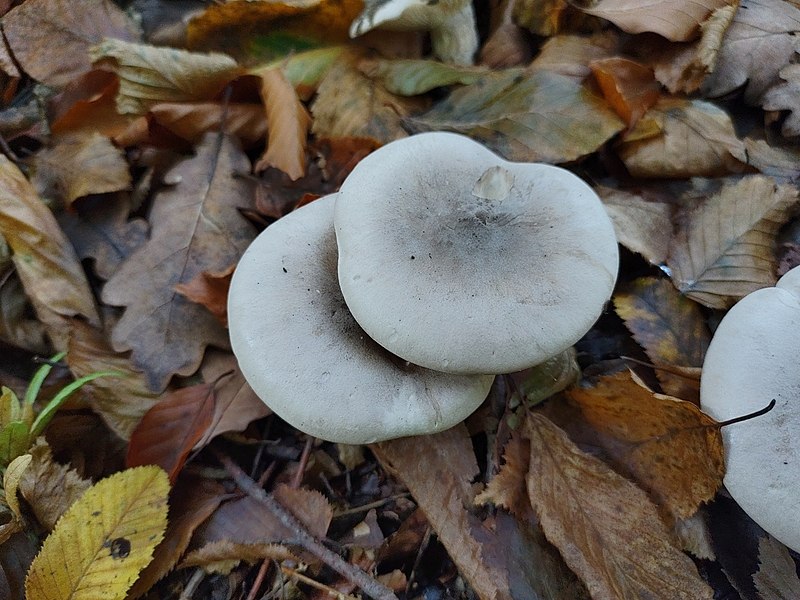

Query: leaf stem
[716,399,776,429]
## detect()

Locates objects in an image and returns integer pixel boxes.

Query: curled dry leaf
[49,70,132,138]
[667,175,799,309]
[180,541,295,572]
[565,371,724,519]
[589,57,661,128]
[2,0,139,87]
[3,454,31,523]
[513,0,570,36]
[174,265,234,327]
[617,98,748,178]
[90,38,243,115]
[524,412,714,599]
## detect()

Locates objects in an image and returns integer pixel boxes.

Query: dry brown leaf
[101,134,256,391]
[18,439,91,531]
[762,64,800,137]
[753,535,800,599]
[581,0,732,41]
[617,97,748,178]
[0,155,100,348]
[744,137,800,182]
[566,372,723,519]
[589,58,661,128]
[49,70,132,138]
[702,0,800,103]
[90,39,243,115]
[29,132,131,207]
[149,102,266,146]
[596,186,673,265]
[129,475,229,598]
[525,412,714,599]
[3,455,31,523]
[614,277,710,401]
[3,0,139,87]
[479,17,533,69]
[408,69,624,164]
[529,32,620,80]
[474,432,529,517]
[513,0,569,36]
[0,275,50,354]
[254,67,311,179]
[180,541,294,572]
[174,265,234,327]
[0,531,38,600]
[667,175,799,308]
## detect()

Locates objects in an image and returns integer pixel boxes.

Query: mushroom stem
[430,3,479,65]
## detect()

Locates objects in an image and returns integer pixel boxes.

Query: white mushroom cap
[334,132,619,375]
[228,193,493,444]
[701,265,800,552]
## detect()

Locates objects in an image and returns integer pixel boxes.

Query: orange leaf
[126,383,216,482]
[590,57,661,128]
[174,265,235,327]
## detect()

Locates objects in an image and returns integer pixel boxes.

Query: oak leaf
[525,412,713,599]
[762,64,800,137]
[667,175,799,308]
[101,134,257,391]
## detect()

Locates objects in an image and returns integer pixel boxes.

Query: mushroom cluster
[228,132,619,443]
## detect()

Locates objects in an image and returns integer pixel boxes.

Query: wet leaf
[753,535,800,599]
[126,382,216,482]
[667,175,799,308]
[101,134,256,391]
[360,59,489,96]
[3,0,139,87]
[25,466,169,600]
[525,412,714,599]
[589,57,661,128]
[90,39,243,115]
[408,69,624,164]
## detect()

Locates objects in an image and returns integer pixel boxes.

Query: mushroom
[227,193,494,444]
[334,132,619,375]
[700,265,800,552]
[349,0,478,65]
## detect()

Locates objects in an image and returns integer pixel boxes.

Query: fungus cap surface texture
[227,194,493,444]
[700,265,800,552]
[334,132,619,375]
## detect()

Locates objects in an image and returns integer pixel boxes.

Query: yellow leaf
[4,453,32,521]
[25,466,169,600]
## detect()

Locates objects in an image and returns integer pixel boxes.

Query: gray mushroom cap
[334,132,619,375]
[700,265,800,552]
[227,193,493,444]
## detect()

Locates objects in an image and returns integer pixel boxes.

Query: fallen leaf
[617,97,748,178]
[174,265,234,327]
[589,57,661,128]
[753,535,800,599]
[566,372,724,519]
[3,0,139,87]
[513,0,569,36]
[0,274,50,354]
[529,32,620,80]
[667,175,799,308]
[25,466,169,600]
[49,70,132,138]
[525,412,714,599]
[614,277,711,401]
[762,64,800,137]
[479,19,533,69]
[407,69,624,164]
[126,382,216,482]
[101,133,257,391]
[29,132,131,207]
[279,46,347,100]
[253,67,310,179]
[701,0,800,103]
[581,0,732,42]
[18,438,91,531]
[90,38,243,115]
[149,102,266,146]
[0,531,38,600]
[474,432,530,517]
[180,541,294,572]
[744,137,800,182]
[3,454,31,522]
[0,155,100,348]
[360,58,489,96]
[596,185,673,265]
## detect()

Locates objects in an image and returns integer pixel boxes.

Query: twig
[281,565,363,600]
[178,569,205,600]
[245,559,271,600]
[214,450,398,600]
[291,435,314,489]
[334,493,411,517]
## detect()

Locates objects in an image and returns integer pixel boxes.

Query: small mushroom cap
[700,266,800,552]
[228,193,493,444]
[334,132,619,375]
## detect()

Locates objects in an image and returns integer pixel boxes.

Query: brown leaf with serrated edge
[174,265,234,327]
[149,102,266,146]
[667,175,799,309]
[474,433,529,517]
[180,541,294,572]
[3,0,139,87]
[126,382,216,482]
[18,439,91,531]
[101,133,256,391]
[0,275,50,354]
[597,186,673,266]
[581,0,732,42]
[566,371,724,520]
[617,97,748,178]
[614,277,710,402]
[407,69,623,164]
[30,132,131,207]
[67,320,160,441]
[128,475,229,598]
[253,67,310,180]
[374,424,525,600]
[525,412,713,599]
[589,58,660,128]
[0,155,100,348]
[753,535,800,599]
[196,350,270,448]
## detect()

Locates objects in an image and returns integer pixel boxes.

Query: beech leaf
[407,69,624,164]
[753,535,800,599]
[360,58,489,96]
[525,412,713,599]
[101,134,256,391]
[25,466,169,600]
[667,175,799,308]
[149,102,266,146]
